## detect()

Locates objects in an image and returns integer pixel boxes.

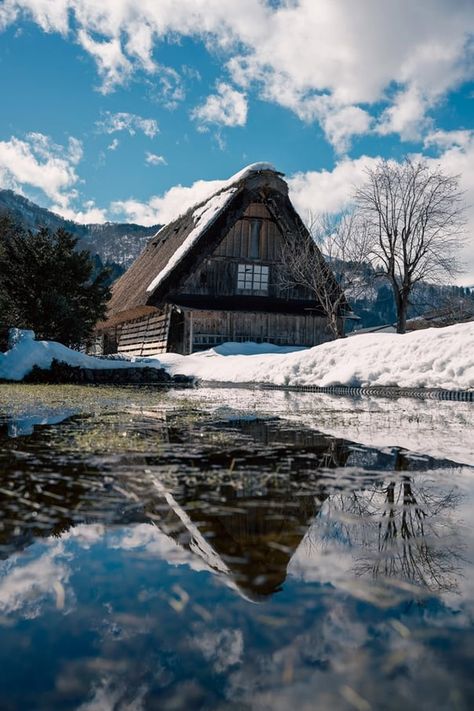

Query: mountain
[0,189,161,269]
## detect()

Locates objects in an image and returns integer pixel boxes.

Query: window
[237,264,269,294]
[249,220,261,258]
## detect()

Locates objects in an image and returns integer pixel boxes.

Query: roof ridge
[149,163,281,238]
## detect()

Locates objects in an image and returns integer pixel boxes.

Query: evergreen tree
[0,218,111,348]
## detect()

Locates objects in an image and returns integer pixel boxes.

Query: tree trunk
[396,308,407,334]
[392,284,409,334]
[328,311,344,339]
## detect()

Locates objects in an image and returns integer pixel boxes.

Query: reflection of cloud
[0,541,69,618]
[62,523,105,548]
[0,524,105,619]
[289,472,465,598]
[289,523,371,597]
[77,677,147,711]
[7,410,75,437]
[192,628,244,673]
[109,523,216,575]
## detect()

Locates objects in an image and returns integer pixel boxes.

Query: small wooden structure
[93,164,345,356]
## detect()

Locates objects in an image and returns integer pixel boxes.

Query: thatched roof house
[93,163,346,356]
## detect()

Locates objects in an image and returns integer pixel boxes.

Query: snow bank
[157,322,474,391]
[2,323,473,391]
[0,330,162,382]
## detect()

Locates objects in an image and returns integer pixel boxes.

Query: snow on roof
[146,186,236,294]
[146,162,277,295]
[221,161,277,186]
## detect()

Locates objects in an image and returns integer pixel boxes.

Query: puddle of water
[0,385,473,710]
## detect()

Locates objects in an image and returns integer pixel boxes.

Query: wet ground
[0,385,473,710]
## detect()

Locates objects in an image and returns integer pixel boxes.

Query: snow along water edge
[1,322,473,392]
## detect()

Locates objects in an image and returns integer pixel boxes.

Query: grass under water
[0,384,473,710]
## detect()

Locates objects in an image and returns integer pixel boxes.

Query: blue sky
[0,1,473,277]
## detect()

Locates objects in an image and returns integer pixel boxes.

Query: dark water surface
[0,385,473,710]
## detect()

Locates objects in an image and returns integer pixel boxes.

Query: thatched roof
[101,162,341,326]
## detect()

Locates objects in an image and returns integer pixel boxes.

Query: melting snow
[1,322,473,391]
[156,321,474,391]
[0,330,161,382]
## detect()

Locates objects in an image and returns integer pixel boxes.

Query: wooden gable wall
[173,202,314,302]
[213,203,282,261]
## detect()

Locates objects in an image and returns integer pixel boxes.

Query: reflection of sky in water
[6,411,75,437]
[0,387,473,709]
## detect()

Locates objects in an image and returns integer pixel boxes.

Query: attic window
[237,264,269,294]
[249,220,261,258]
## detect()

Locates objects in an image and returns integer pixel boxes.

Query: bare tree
[280,212,371,338]
[354,158,466,333]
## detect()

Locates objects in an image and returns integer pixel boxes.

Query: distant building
[93,164,347,356]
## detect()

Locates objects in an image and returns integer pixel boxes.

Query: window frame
[237,263,269,294]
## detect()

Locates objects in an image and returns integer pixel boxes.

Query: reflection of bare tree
[355,475,462,592]
[306,456,464,594]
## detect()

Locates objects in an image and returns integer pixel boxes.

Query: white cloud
[3,1,471,146]
[0,132,81,207]
[110,158,376,227]
[145,152,167,166]
[107,138,119,151]
[111,177,227,225]
[376,85,432,141]
[287,142,474,285]
[192,82,248,129]
[0,132,110,223]
[287,155,379,217]
[96,111,159,138]
[424,133,474,285]
[77,30,133,93]
[424,129,473,151]
[318,105,373,155]
[147,65,186,110]
[55,200,108,223]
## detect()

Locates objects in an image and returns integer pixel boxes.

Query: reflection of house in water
[0,413,348,601]
[0,412,464,600]
[129,415,350,600]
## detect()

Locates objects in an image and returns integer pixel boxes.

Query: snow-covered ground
[0,330,159,382]
[159,322,474,390]
[1,322,473,391]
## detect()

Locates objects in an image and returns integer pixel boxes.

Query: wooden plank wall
[116,307,171,356]
[180,201,314,302]
[213,203,282,262]
[186,310,332,351]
